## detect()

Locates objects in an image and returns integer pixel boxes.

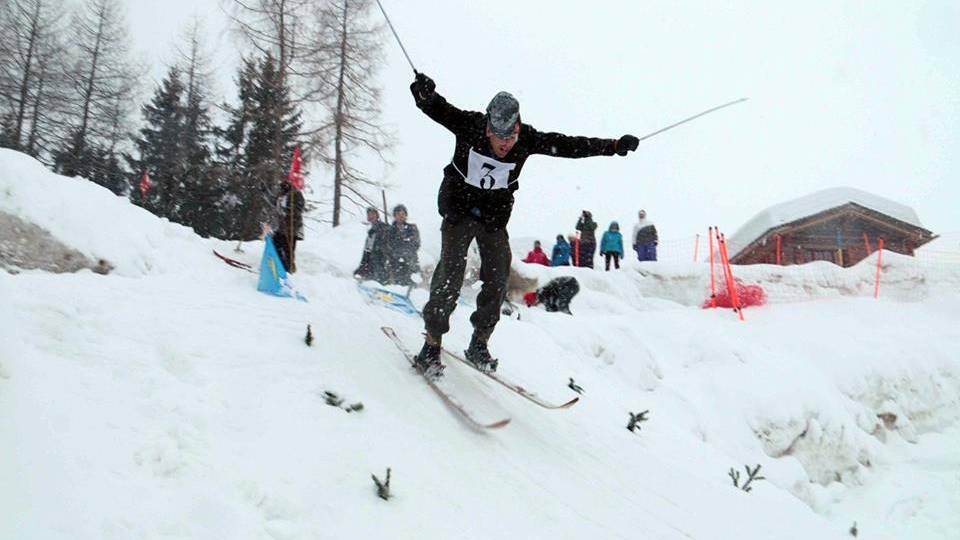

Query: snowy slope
[2,151,959,540]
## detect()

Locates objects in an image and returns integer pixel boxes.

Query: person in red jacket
[522,240,551,266]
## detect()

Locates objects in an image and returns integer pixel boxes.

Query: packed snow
[2,149,958,539]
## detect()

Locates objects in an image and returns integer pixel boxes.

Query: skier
[354,206,390,283]
[600,221,624,271]
[522,240,550,266]
[273,182,305,273]
[575,210,598,268]
[384,204,421,286]
[409,72,638,376]
[632,209,659,262]
[551,234,572,266]
[523,276,580,315]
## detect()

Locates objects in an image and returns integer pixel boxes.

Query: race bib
[464,148,516,190]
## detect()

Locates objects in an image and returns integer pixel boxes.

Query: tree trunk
[331,0,348,227]
[14,1,43,146]
[25,56,48,155]
[75,4,106,155]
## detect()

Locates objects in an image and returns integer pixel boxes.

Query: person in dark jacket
[632,209,659,262]
[523,276,580,315]
[600,221,624,271]
[575,210,598,268]
[273,183,305,273]
[551,234,571,266]
[522,240,550,266]
[354,207,389,282]
[409,72,638,376]
[384,204,421,286]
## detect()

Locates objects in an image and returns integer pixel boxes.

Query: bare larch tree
[308,0,392,226]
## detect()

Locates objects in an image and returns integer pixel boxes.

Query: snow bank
[0,149,214,276]
[3,149,959,539]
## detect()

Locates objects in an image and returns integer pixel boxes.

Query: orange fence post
[776,234,782,265]
[720,233,745,321]
[709,227,717,307]
[863,232,871,256]
[715,228,732,307]
[693,234,700,262]
[874,238,884,299]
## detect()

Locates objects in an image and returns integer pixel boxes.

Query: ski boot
[464,334,498,373]
[413,336,444,380]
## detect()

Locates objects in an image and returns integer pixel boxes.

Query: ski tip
[559,396,581,409]
[485,418,512,429]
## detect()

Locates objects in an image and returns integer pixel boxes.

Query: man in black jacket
[273,183,305,273]
[384,204,421,286]
[354,207,390,283]
[410,72,638,377]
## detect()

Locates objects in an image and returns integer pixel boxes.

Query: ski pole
[374,0,418,74]
[638,98,749,142]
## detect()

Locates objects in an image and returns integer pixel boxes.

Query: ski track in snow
[1,149,959,539]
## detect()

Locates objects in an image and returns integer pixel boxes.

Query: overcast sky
[125,0,960,246]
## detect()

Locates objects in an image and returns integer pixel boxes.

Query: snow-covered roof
[728,187,925,256]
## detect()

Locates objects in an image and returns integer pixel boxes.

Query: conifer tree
[128,67,186,218]
[235,53,303,240]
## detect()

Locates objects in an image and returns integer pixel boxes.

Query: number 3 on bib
[466,148,516,190]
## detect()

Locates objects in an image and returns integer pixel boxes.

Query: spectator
[522,276,580,315]
[384,204,421,285]
[600,221,624,271]
[354,206,389,282]
[567,234,580,266]
[551,234,571,266]
[632,209,659,262]
[273,182,305,273]
[522,240,551,266]
[575,210,598,268]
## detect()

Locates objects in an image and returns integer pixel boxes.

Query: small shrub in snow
[568,378,584,395]
[849,521,858,537]
[728,464,765,492]
[627,410,650,433]
[372,468,392,501]
[322,390,363,413]
[305,324,313,346]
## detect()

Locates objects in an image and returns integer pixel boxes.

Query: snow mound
[0,149,214,276]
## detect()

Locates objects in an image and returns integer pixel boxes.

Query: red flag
[287,146,304,191]
[139,170,153,197]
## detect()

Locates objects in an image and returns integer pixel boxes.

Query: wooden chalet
[727,188,935,267]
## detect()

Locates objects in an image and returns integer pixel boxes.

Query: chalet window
[806,249,836,263]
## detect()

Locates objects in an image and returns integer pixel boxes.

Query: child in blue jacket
[551,234,572,266]
[600,222,624,271]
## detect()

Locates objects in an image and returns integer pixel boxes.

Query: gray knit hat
[486,91,520,138]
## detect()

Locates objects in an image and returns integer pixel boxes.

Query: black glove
[410,72,436,101]
[615,134,639,156]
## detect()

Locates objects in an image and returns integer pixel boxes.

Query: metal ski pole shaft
[374,0,417,74]
[638,97,749,142]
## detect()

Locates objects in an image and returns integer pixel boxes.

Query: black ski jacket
[413,86,618,230]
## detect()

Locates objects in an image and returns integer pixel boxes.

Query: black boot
[464,334,498,373]
[413,336,444,379]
